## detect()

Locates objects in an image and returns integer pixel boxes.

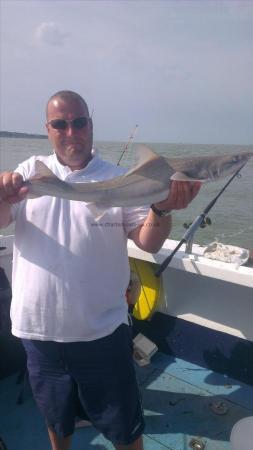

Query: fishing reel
[183,216,212,230]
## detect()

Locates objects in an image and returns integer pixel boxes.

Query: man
[0,91,200,450]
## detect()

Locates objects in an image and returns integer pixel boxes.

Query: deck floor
[1,352,253,450]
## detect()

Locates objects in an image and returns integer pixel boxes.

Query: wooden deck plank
[149,352,253,411]
[1,353,253,450]
[142,379,247,449]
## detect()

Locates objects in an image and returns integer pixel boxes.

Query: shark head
[168,151,253,182]
[215,152,253,181]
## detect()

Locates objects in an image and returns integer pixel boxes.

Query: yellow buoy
[127,257,162,320]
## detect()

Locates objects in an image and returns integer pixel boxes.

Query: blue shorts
[22,324,144,444]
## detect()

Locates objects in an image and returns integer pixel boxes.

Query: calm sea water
[0,137,253,249]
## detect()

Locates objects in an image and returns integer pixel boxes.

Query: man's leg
[115,435,144,450]
[22,340,77,450]
[48,428,72,450]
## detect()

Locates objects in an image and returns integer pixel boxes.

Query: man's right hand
[0,172,28,204]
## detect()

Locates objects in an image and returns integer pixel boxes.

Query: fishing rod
[117,124,139,166]
[155,163,247,277]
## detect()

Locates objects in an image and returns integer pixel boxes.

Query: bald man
[0,91,200,450]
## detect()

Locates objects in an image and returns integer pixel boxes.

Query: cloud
[34,22,69,46]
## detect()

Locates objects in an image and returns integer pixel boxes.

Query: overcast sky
[1,0,253,144]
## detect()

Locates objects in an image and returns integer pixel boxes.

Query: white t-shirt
[10,151,149,342]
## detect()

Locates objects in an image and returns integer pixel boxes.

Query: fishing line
[155,164,247,277]
[115,124,152,313]
[216,225,253,240]
[117,124,138,167]
[116,125,157,315]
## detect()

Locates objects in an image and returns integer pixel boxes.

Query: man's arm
[0,171,28,229]
[128,181,201,253]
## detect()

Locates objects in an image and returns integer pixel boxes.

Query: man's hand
[0,172,28,204]
[153,180,201,212]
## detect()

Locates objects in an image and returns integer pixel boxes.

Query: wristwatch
[150,204,172,217]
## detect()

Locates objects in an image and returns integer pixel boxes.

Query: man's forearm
[131,179,201,253]
[129,208,172,253]
[0,201,13,229]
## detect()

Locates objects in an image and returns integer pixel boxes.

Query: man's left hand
[154,180,201,212]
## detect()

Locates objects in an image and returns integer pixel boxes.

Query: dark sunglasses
[48,116,89,130]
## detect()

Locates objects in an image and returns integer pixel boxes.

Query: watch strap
[150,204,172,217]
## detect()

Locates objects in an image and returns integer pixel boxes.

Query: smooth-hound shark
[24,146,253,217]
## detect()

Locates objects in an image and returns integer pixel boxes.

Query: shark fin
[125,145,160,176]
[136,145,159,164]
[35,160,59,179]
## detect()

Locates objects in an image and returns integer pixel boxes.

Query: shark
[166,152,253,182]
[24,146,253,217]
[25,146,174,210]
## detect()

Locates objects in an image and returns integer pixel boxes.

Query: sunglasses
[48,116,90,130]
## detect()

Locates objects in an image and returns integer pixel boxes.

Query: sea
[0,136,253,250]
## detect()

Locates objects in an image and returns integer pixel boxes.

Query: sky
[1,0,253,145]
